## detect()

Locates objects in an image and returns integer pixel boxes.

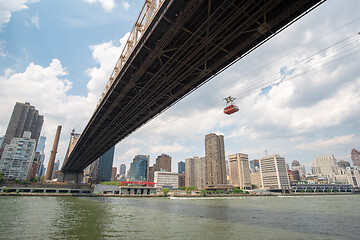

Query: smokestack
[45,125,62,180]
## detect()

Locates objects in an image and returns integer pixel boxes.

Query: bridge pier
[57,171,84,184]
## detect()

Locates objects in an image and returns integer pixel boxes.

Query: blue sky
[1,0,360,174]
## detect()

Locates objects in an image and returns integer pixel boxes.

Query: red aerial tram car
[223,96,239,115]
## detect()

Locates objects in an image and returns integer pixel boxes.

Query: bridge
[59,0,325,182]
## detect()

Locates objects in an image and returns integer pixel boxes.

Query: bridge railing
[98,0,165,107]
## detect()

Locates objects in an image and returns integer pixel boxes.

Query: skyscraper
[34,135,46,177]
[178,161,185,174]
[129,155,149,181]
[119,163,126,175]
[205,133,226,185]
[259,154,290,190]
[0,102,43,157]
[0,132,36,181]
[228,153,251,190]
[155,154,171,172]
[89,146,115,183]
[351,149,360,167]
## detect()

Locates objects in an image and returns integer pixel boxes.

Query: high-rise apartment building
[259,154,290,190]
[155,154,171,172]
[129,155,149,181]
[312,154,338,179]
[205,133,226,185]
[185,156,206,189]
[185,157,196,187]
[178,161,185,174]
[0,102,43,157]
[351,149,360,167]
[119,163,126,175]
[0,132,36,181]
[228,153,251,190]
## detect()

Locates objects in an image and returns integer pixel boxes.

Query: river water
[0,195,359,239]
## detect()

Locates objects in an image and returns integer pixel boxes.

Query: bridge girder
[62,0,325,172]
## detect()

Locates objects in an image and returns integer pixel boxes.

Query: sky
[0,0,360,174]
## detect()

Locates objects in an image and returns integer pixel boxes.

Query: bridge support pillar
[57,171,84,184]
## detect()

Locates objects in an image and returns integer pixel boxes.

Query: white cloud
[149,142,190,155]
[82,0,116,12]
[122,1,130,11]
[30,15,39,28]
[0,0,39,30]
[0,40,6,57]
[296,134,358,151]
[86,32,130,103]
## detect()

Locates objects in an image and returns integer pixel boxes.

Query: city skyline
[0,1,360,173]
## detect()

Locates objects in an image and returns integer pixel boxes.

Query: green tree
[179,186,186,190]
[0,172,4,183]
[163,188,169,196]
[30,177,39,182]
[185,187,192,195]
[232,187,243,194]
[200,189,206,196]
[251,184,257,189]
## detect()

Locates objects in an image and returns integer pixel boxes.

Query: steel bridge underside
[62,0,324,172]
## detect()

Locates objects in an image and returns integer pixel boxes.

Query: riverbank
[0,191,357,197]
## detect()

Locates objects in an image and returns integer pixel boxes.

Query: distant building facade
[0,132,36,181]
[249,159,260,173]
[291,165,306,178]
[111,167,117,182]
[351,149,360,167]
[228,153,251,190]
[154,154,171,172]
[205,133,227,186]
[34,135,46,178]
[337,160,351,170]
[148,166,154,182]
[178,161,185,174]
[312,154,338,180]
[178,172,185,187]
[259,154,290,190]
[154,171,179,189]
[129,155,149,181]
[90,146,115,183]
[0,102,43,157]
[185,156,206,189]
[292,160,300,167]
[119,163,126,175]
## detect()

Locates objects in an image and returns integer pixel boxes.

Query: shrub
[163,188,169,196]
